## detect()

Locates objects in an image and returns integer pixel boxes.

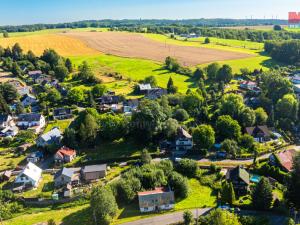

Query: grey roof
[39,128,62,142]
[82,164,107,173]
[28,70,42,76]
[18,113,42,122]
[53,108,72,116]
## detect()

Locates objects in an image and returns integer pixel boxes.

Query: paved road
[120,208,212,225]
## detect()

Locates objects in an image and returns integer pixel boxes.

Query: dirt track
[63,32,253,66]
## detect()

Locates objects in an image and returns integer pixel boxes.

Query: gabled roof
[245,126,271,137]
[56,146,76,157]
[240,81,257,86]
[28,70,42,76]
[21,162,42,183]
[275,149,297,172]
[20,94,36,102]
[39,128,62,142]
[53,108,72,116]
[177,127,192,139]
[138,83,152,91]
[227,166,250,185]
[18,113,42,122]
[138,187,171,196]
[82,164,106,173]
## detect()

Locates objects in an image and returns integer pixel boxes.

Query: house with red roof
[54,146,77,164]
[269,149,298,172]
[138,187,175,213]
[240,81,257,90]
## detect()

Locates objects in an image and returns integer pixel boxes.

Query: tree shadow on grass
[61,207,92,225]
[258,51,286,69]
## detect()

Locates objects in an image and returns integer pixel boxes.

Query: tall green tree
[11,43,23,60]
[255,107,268,125]
[217,65,233,83]
[206,63,220,81]
[286,153,300,209]
[252,177,273,210]
[65,58,73,72]
[192,124,215,150]
[216,115,241,140]
[167,77,178,94]
[193,68,205,80]
[90,186,118,225]
[141,149,152,164]
[221,181,236,206]
[41,49,61,69]
[183,210,194,225]
[79,113,98,146]
[54,64,69,81]
[200,209,241,225]
[276,94,298,122]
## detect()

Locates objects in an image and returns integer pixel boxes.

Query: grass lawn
[69,54,196,94]
[175,179,217,210]
[4,205,91,225]
[0,153,26,171]
[75,138,158,163]
[15,174,54,199]
[44,119,72,133]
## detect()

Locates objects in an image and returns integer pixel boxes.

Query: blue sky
[0,0,299,25]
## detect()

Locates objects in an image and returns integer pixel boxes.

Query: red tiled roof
[56,146,76,157]
[276,149,297,172]
[138,187,168,196]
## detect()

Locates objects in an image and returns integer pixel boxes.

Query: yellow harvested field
[0,34,100,56]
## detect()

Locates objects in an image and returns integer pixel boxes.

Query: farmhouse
[54,146,77,163]
[226,166,250,196]
[245,125,271,143]
[36,127,62,147]
[175,127,193,155]
[14,162,42,188]
[17,113,46,133]
[82,164,107,182]
[54,167,81,188]
[269,149,297,172]
[138,187,175,213]
[53,108,72,120]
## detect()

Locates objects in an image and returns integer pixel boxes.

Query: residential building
[82,164,107,182]
[0,170,12,182]
[146,88,167,100]
[36,128,62,147]
[138,187,175,213]
[240,81,257,90]
[245,126,271,143]
[21,94,38,107]
[28,70,42,78]
[269,149,297,172]
[14,162,42,188]
[26,151,44,163]
[54,167,81,188]
[54,146,77,163]
[137,83,152,94]
[17,113,46,133]
[175,127,193,154]
[0,125,19,137]
[226,166,250,196]
[99,95,121,105]
[0,115,14,129]
[123,99,139,114]
[53,108,72,120]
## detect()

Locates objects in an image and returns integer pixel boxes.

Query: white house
[36,128,62,147]
[0,126,19,137]
[17,113,46,133]
[14,162,42,188]
[0,115,15,129]
[21,94,38,107]
[175,127,193,154]
[291,75,300,84]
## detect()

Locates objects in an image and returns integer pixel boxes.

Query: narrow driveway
[120,208,212,225]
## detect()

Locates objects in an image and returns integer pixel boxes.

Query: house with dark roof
[175,127,193,155]
[28,70,42,79]
[17,113,46,134]
[54,167,81,187]
[21,94,38,107]
[26,151,44,163]
[138,187,175,213]
[245,126,271,143]
[145,88,168,100]
[53,108,72,120]
[82,164,107,182]
[54,146,76,164]
[123,99,139,114]
[269,149,298,172]
[36,128,62,147]
[226,166,250,196]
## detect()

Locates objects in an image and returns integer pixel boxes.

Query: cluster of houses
[13,160,107,197]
